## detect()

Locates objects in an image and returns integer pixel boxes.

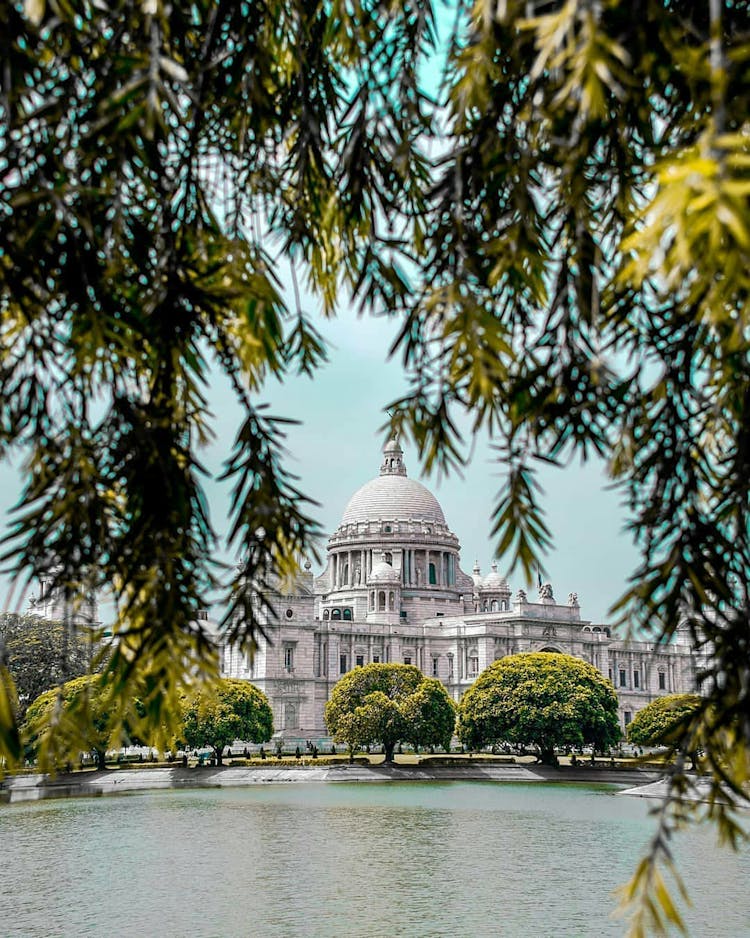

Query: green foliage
[627,695,703,749]
[180,678,273,766]
[401,676,457,752]
[325,664,455,760]
[0,614,97,718]
[0,0,435,763]
[457,653,621,763]
[22,674,137,770]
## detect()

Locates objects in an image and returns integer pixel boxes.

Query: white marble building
[221,437,707,742]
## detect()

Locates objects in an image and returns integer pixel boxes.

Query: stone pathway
[1,762,660,803]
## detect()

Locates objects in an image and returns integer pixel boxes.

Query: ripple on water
[0,782,747,938]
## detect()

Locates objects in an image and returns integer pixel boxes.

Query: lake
[1,781,747,937]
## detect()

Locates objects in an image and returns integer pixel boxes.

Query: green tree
[23,674,129,770]
[0,614,96,719]
[180,678,273,766]
[401,677,457,753]
[325,664,455,762]
[457,653,621,765]
[628,694,703,767]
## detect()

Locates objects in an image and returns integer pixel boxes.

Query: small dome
[369,560,400,583]
[481,562,509,591]
[472,561,483,588]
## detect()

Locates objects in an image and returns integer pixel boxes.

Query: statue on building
[515,588,527,603]
[355,562,361,585]
[568,592,579,606]
[539,582,554,601]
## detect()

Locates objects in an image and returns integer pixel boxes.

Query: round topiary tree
[627,694,703,767]
[180,678,273,766]
[23,674,121,771]
[325,663,455,763]
[457,652,621,765]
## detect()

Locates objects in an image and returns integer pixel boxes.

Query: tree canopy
[180,678,273,765]
[457,652,621,764]
[627,695,703,750]
[2,2,750,930]
[23,674,133,770]
[325,663,455,762]
[0,614,95,718]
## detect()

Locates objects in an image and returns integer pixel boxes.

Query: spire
[380,435,407,477]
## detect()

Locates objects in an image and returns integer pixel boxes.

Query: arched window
[323,609,330,620]
[331,608,342,620]
[342,563,349,584]
[370,591,375,610]
[428,563,436,585]
[388,591,395,610]
[378,590,386,611]
[343,608,352,621]
[491,600,498,612]
[482,601,488,611]
[501,600,507,611]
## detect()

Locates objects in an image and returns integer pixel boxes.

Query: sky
[199,304,639,625]
[0,303,639,626]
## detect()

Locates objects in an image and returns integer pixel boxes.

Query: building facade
[221,438,707,742]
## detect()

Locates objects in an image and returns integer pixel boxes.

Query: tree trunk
[539,746,558,766]
[383,742,396,764]
[214,746,223,766]
[94,749,106,771]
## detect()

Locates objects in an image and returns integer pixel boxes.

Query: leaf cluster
[0,0,437,762]
[626,694,702,749]
[22,674,142,770]
[324,663,456,754]
[180,677,273,762]
[457,652,621,756]
[0,613,98,720]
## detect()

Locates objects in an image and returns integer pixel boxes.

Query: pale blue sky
[202,305,639,624]
[0,305,638,624]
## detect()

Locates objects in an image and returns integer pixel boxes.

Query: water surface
[1,782,747,937]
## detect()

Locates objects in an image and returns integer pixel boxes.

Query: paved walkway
[1,763,660,803]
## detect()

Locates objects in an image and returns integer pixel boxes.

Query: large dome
[341,474,446,526]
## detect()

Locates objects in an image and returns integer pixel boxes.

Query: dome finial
[380,434,407,477]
